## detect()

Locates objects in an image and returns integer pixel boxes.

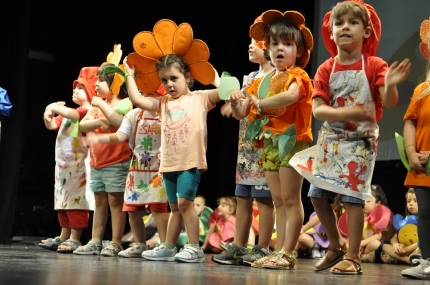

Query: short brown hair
[329,2,368,31]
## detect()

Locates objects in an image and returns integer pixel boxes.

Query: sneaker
[239,245,271,266]
[118,243,148,258]
[211,243,248,265]
[73,241,102,255]
[174,244,205,263]
[401,258,430,280]
[141,244,177,261]
[410,253,423,266]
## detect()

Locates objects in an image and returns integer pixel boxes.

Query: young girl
[212,15,275,266]
[290,1,410,275]
[229,10,314,270]
[202,197,237,253]
[85,85,170,258]
[400,20,430,276]
[40,66,98,253]
[74,50,132,256]
[123,19,221,263]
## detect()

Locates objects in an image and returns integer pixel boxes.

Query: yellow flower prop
[249,10,314,69]
[102,44,125,96]
[420,18,430,60]
[127,19,215,94]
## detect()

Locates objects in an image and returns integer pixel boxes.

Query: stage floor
[0,242,423,285]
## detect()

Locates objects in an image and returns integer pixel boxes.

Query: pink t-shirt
[158,90,215,172]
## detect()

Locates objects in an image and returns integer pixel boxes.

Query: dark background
[0,1,409,242]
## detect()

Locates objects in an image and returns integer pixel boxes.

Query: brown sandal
[262,252,296,270]
[251,251,277,268]
[314,243,347,271]
[330,256,362,275]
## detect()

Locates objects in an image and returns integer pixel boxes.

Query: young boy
[290,1,410,274]
[41,66,98,253]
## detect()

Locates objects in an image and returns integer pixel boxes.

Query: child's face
[364,199,380,214]
[217,199,233,218]
[158,66,190,99]
[407,193,418,215]
[268,36,299,71]
[193,197,205,216]
[248,39,267,64]
[95,76,112,99]
[330,11,371,53]
[72,83,89,105]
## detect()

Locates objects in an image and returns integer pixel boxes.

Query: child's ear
[364,26,372,39]
[185,72,191,83]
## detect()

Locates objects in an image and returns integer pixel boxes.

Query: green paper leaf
[272,133,280,144]
[394,132,413,172]
[221,71,232,77]
[279,124,297,161]
[102,66,125,77]
[219,77,240,100]
[70,118,79,138]
[244,117,268,142]
[114,98,131,115]
[264,129,272,139]
[258,72,271,99]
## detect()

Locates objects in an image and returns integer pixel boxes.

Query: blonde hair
[414,62,430,101]
[217,196,237,214]
[329,2,369,31]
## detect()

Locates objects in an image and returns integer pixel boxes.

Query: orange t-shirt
[87,102,131,168]
[246,67,313,144]
[404,81,430,187]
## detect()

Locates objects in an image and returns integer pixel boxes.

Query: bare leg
[381,243,410,264]
[256,197,275,249]
[59,227,71,241]
[128,210,146,243]
[165,203,183,245]
[343,202,363,260]
[107,192,126,246]
[265,170,285,251]
[152,211,170,243]
[91,192,109,243]
[234,196,253,247]
[178,198,199,245]
[295,234,314,253]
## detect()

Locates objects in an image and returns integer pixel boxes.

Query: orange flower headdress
[127,19,215,94]
[100,44,127,96]
[420,18,430,60]
[321,0,381,57]
[249,10,314,69]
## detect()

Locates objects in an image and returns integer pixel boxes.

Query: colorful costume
[207,211,236,250]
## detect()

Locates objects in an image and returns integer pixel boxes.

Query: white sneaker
[118,243,148,258]
[174,244,204,263]
[141,244,177,261]
[402,258,430,280]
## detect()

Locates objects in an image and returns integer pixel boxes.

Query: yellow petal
[133,32,164,60]
[173,23,193,56]
[420,42,430,60]
[189,61,215,85]
[153,19,178,55]
[420,20,430,43]
[136,72,161,94]
[127,52,157,74]
[182,40,210,64]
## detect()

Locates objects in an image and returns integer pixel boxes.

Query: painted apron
[290,55,378,201]
[54,118,94,210]
[124,109,167,205]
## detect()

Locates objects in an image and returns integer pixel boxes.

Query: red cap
[73,66,99,101]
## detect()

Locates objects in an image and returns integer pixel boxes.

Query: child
[40,66,98,253]
[123,19,221,263]
[85,85,170,258]
[378,188,419,265]
[74,46,132,256]
[194,195,206,217]
[290,1,410,275]
[212,14,275,266]
[400,18,430,277]
[202,197,237,253]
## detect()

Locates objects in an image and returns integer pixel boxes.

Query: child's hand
[385,58,411,87]
[228,89,244,106]
[393,243,405,256]
[220,102,232,117]
[123,56,135,75]
[419,151,430,165]
[409,152,426,173]
[341,105,374,122]
[91,97,105,107]
[44,109,54,122]
[45,101,65,110]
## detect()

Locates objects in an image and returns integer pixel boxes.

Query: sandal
[101,241,123,257]
[314,243,347,271]
[57,239,81,254]
[38,237,64,251]
[262,251,296,270]
[330,256,362,275]
[73,241,102,255]
[360,251,375,263]
[380,252,399,264]
[251,251,277,268]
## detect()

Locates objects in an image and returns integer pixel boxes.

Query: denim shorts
[235,184,272,198]
[163,168,201,204]
[90,160,130,193]
[308,184,364,206]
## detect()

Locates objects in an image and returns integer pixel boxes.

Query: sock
[188,244,200,249]
[163,242,175,249]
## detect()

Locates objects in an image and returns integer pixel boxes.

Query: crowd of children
[38,0,430,280]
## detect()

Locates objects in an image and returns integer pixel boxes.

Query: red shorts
[122,202,169,213]
[58,210,90,228]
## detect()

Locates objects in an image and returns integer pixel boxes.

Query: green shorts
[90,160,130,193]
[262,139,309,171]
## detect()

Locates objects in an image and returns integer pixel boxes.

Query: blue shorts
[308,184,364,206]
[163,168,201,204]
[235,184,272,198]
[90,160,130,193]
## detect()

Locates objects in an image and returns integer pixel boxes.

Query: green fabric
[163,242,175,249]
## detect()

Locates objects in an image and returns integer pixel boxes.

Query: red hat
[321,0,381,57]
[73,66,99,101]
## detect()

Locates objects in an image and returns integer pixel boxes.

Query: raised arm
[90,96,124,128]
[380,58,411,108]
[79,111,110,133]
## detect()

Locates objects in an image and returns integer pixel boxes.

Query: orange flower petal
[111,82,120,96]
[249,22,266,41]
[133,31,164,60]
[189,61,215,85]
[182,40,210,64]
[420,42,430,60]
[420,19,430,44]
[173,23,193,56]
[127,52,157,74]
[136,72,161,94]
[153,19,178,54]
[283,11,305,27]
[261,10,284,25]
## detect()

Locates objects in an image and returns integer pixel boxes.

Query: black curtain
[0,1,31,244]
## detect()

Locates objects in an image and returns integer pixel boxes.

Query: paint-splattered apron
[290,55,378,201]
[54,118,94,210]
[124,110,167,205]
